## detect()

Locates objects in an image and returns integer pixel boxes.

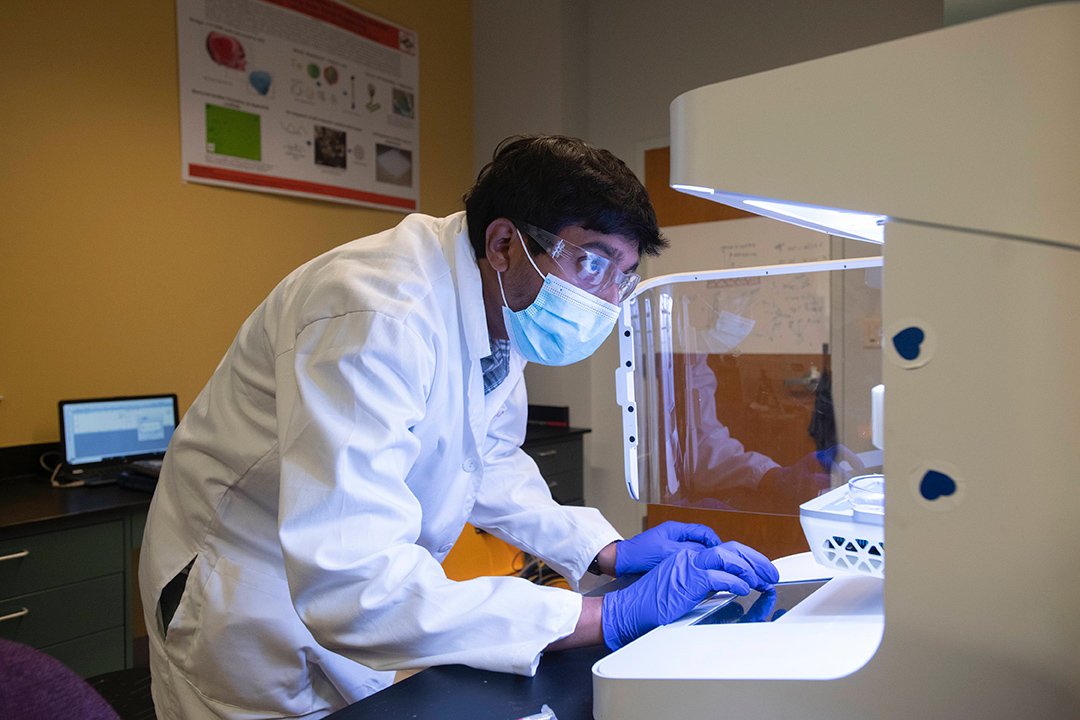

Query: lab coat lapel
[443,213,489,457]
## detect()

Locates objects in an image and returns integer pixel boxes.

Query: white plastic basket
[799,483,884,578]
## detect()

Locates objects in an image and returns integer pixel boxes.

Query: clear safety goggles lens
[518,222,640,303]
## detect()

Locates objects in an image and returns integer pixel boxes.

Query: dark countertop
[0,473,152,531]
[327,577,634,720]
[328,644,610,720]
[523,426,591,443]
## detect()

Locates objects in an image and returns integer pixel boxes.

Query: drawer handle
[0,608,29,623]
[0,550,30,563]
[536,450,558,457]
[546,481,558,488]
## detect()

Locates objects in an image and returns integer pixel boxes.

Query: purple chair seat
[0,638,122,720]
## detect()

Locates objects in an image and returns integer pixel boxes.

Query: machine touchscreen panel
[693,580,827,625]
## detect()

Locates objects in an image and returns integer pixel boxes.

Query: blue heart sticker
[893,326,925,361]
[920,470,957,500]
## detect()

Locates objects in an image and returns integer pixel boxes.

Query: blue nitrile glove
[601,546,780,650]
[711,540,779,591]
[614,521,722,576]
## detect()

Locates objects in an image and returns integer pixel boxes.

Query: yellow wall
[0,0,473,447]
[441,524,521,581]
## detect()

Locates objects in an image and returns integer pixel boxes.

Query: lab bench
[0,443,151,677]
[326,575,631,720]
[328,644,610,720]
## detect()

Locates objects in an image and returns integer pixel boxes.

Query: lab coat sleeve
[276,312,582,676]
[468,375,623,592]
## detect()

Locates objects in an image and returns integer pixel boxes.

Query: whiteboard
[651,218,831,354]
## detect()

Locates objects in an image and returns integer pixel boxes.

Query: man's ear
[484,218,517,272]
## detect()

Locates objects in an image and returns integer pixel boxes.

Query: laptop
[57,394,178,486]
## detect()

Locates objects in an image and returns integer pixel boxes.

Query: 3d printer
[592,5,1080,719]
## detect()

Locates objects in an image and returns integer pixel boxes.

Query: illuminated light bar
[671,185,887,244]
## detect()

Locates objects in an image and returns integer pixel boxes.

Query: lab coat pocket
[161,558,201,669]
[185,556,317,716]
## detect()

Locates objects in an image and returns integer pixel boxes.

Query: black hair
[463,135,667,260]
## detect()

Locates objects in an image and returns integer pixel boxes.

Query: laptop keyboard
[71,466,123,482]
[130,459,163,473]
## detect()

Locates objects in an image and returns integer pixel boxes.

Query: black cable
[513,552,570,588]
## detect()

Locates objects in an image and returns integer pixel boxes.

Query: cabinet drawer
[542,471,583,506]
[524,440,582,479]
[43,626,126,678]
[0,573,124,648]
[0,521,124,600]
[131,510,148,549]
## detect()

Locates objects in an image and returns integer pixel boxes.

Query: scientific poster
[177,0,419,211]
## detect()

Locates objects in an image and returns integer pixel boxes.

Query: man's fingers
[719,541,780,585]
[675,523,721,548]
[704,570,751,596]
[834,444,866,471]
[672,541,714,556]
[692,546,761,588]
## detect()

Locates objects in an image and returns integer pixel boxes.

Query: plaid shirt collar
[481,337,511,395]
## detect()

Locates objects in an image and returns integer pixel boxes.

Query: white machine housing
[594,4,1080,718]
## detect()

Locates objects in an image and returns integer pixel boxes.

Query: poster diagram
[177,0,419,211]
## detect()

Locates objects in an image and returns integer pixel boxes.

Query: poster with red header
[177,0,419,211]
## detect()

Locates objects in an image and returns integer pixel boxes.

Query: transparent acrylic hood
[617,257,884,513]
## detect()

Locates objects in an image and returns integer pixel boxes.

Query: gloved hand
[759,445,866,511]
[602,545,779,650]
[614,521,722,576]
[816,445,866,475]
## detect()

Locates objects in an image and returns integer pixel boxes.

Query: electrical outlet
[863,317,883,349]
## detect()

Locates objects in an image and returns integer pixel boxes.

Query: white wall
[473,0,942,536]
[472,4,597,522]
[472,0,587,171]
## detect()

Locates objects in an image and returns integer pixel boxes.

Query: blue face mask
[499,229,622,366]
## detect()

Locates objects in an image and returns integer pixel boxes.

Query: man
[140,135,778,719]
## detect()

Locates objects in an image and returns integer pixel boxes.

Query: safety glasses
[517,222,640,303]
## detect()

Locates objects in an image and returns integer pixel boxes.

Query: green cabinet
[0,518,138,676]
[0,483,149,678]
[1,573,125,648]
[0,521,124,597]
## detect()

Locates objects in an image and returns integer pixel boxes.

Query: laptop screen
[60,395,178,466]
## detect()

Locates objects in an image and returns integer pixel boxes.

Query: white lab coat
[139,212,621,720]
